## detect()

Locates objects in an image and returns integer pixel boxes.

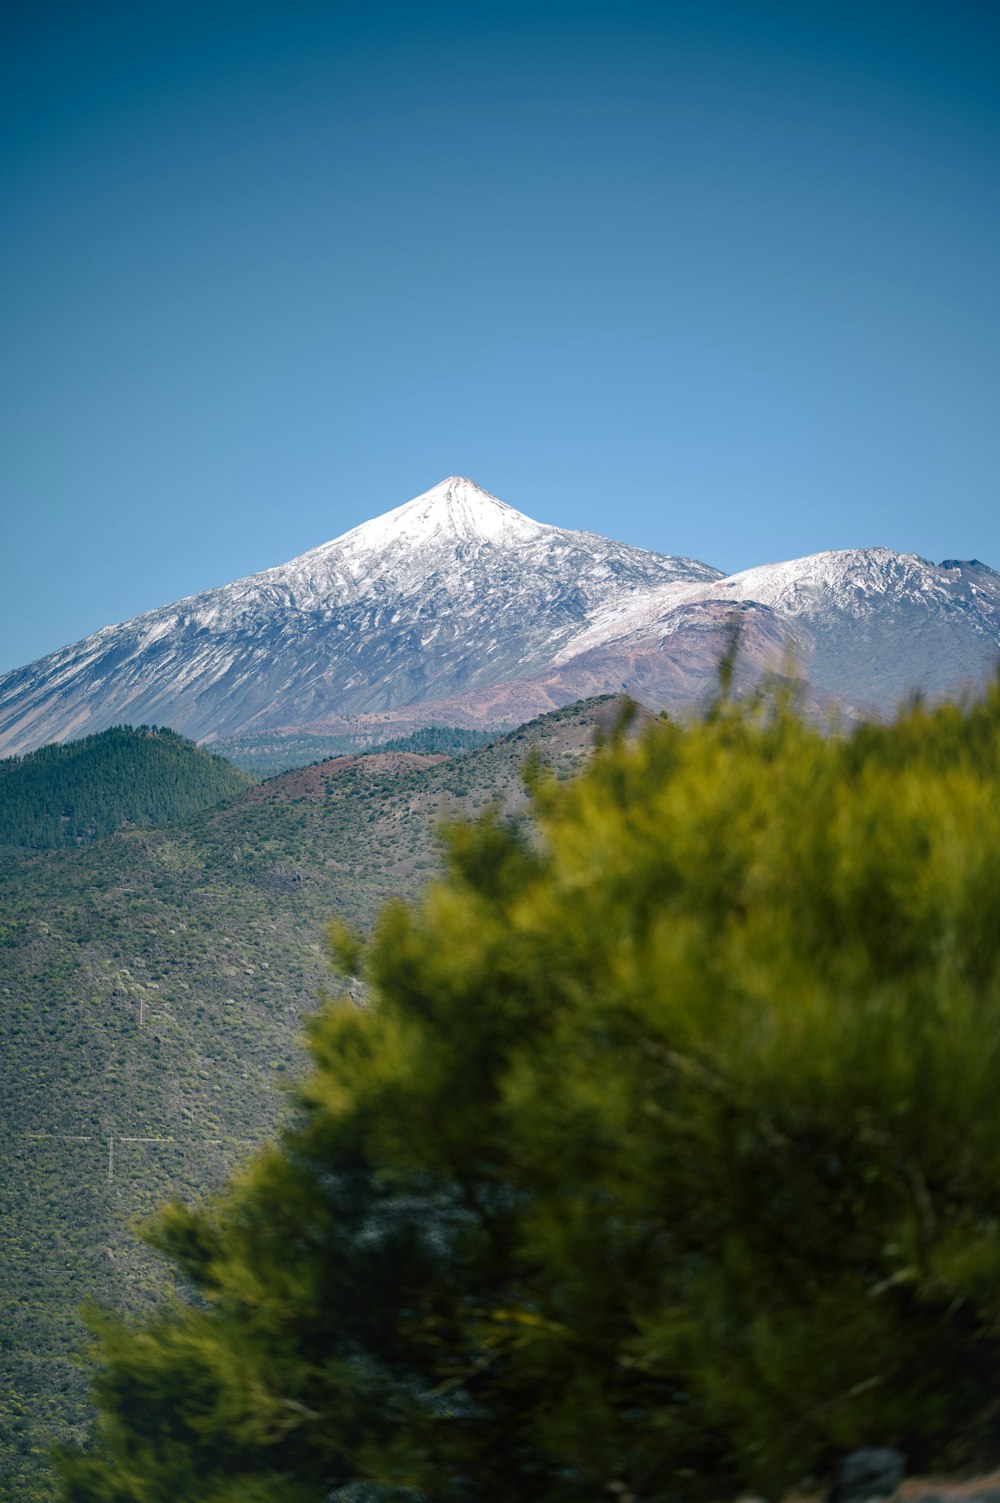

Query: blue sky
[2,0,998,673]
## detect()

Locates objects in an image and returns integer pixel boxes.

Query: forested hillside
[0,698,621,1500]
[212,724,499,777]
[0,727,253,848]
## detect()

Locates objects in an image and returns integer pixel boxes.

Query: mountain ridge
[1,476,997,755]
[0,478,720,754]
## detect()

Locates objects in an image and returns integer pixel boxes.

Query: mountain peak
[436,474,486,491]
[336,475,544,554]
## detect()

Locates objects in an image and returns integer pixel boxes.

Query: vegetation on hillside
[212,725,500,778]
[370,724,499,758]
[0,700,607,1500]
[0,727,253,848]
[56,684,1000,1502]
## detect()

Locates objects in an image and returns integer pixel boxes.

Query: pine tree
[58,686,1000,1501]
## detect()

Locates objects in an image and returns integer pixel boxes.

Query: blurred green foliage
[56,681,1000,1500]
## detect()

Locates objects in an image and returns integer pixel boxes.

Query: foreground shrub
[59,686,1000,1502]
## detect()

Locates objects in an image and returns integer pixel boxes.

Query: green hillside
[211,723,500,777]
[0,727,254,849]
[0,698,623,1500]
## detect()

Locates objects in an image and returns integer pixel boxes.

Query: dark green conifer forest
[0,727,253,848]
[55,684,1000,1503]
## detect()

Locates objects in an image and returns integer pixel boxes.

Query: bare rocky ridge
[1,477,998,755]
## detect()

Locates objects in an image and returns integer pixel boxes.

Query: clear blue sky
[2,0,998,673]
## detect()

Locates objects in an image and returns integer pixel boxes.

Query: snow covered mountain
[1,477,997,757]
[545,549,1000,714]
[0,477,720,754]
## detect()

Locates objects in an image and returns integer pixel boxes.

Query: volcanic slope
[541,550,1000,717]
[0,697,633,1501]
[0,477,717,754]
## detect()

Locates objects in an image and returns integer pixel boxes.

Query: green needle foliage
[58,685,1000,1502]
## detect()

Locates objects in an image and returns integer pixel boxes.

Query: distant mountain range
[1,476,998,755]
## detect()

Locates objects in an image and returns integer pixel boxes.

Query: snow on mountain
[332,475,544,553]
[0,478,721,755]
[1,477,996,757]
[551,548,1000,712]
[556,549,988,656]
[702,548,1000,621]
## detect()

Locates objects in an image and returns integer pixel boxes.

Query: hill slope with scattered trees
[211,724,500,777]
[0,699,615,1500]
